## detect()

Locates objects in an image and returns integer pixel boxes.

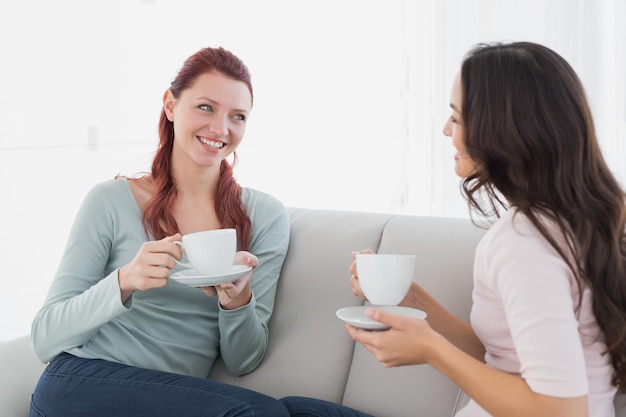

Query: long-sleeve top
[31,178,290,378]
[457,209,616,417]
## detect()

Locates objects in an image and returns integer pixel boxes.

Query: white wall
[1,0,624,341]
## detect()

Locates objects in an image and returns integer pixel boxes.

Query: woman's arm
[348,309,587,417]
[401,280,485,361]
[31,182,132,362]
[217,191,290,375]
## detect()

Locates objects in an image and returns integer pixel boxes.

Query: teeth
[198,137,224,149]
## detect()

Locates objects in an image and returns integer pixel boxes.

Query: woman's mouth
[197,136,225,149]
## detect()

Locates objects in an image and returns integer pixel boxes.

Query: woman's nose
[209,116,229,137]
[442,119,451,137]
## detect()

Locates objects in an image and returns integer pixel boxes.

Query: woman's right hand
[118,234,183,302]
[349,249,374,301]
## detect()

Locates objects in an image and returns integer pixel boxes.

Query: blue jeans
[280,396,374,417]
[30,353,289,417]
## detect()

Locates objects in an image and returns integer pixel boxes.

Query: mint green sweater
[31,179,290,377]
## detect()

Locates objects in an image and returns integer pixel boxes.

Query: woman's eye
[232,114,246,122]
[450,115,458,124]
[199,104,213,112]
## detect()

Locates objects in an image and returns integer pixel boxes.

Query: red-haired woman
[30,47,290,417]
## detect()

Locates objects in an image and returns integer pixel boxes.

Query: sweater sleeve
[217,189,290,375]
[31,183,132,363]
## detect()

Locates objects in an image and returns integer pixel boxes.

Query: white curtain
[0,0,624,341]
[402,0,626,218]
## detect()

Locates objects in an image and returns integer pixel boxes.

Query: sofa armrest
[0,335,46,417]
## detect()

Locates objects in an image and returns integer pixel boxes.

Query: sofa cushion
[209,208,396,402]
[342,215,486,417]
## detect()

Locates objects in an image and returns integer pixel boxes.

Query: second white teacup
[356,253,416,305]
[174,229,236,276]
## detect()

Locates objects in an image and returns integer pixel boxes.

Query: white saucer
[170,265,252,287]
[336,305,427,330]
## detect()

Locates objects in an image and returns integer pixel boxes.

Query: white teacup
[356,253,416,305]
[173,229,236,276]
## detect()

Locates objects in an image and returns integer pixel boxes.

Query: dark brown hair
[143,47,252,250]
[459,41,626,391]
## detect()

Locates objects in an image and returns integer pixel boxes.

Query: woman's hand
[118,234,183,302]
[201,251,258,310]
[349,249,374,301]
[346,307,440,367]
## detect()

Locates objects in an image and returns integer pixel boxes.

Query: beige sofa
[2,208,625,417]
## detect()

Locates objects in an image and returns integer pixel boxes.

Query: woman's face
[163,71,252,170]
[442,71,479,178]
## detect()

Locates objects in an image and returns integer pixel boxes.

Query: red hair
[142,47,252,250]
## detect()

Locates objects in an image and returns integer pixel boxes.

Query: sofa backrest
[341,214,486,416]
[209,208,487,417]
[209,208,398,401]
[3,208,624,417]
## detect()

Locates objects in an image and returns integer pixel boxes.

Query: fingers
[199,271,250,298]
[366,308,396,327]
[198,251,256,302]
[216,269,252,297]
[349,248,373,274]
[119,234,184,295]
[212,269,253,309]
[346,323,381,347]
[349,260,357,276]
[345,315,400,368]
[350,249,370,260]
[157,234,183,260]
[350,276,366,299]
[201,287,218,297]
[138,267,170,288]
[139,235,183,264]
[164,233,182,242]
[351,249,374,259]
[149,250,179,270]
[233,251,259,268]
[138,261,175,279]
[200,253,254,304]
[349,250,370,300]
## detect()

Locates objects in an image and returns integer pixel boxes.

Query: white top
[456,209,616,416]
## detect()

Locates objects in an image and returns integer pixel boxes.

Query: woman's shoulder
[241,187,290,250]
[482,207,565,255]
[241,187,289,226]
[488,208,538,235]
[241,187,287,212]
[83,178,137,211]
[89,177,130,194]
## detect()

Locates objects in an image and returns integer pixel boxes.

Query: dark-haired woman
[281,41,626,417]
[30,46,290,417]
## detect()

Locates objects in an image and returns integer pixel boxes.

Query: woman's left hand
[201,251,258,309]
[346,307,439,367]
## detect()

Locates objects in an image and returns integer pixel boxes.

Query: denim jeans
[280,396,374,417]
[29,353,289,417]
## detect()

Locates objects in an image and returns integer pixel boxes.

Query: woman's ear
[162,89,175,122]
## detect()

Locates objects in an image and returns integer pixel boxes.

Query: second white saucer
[336,305,427,330]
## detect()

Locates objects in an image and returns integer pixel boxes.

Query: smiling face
[163,71,252,171]
[442,70,479,178]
